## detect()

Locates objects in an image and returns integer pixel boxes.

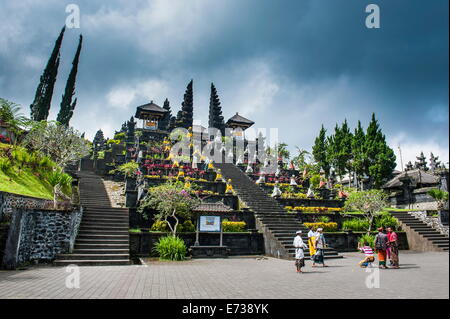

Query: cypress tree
[351,120,366,187]
[168,116,176,131]
[158,98,171,131]
[208,83,225,134]
[364,113,396,188]
[30,26,65,121]
[57,34,83,126]
[326,120,353,182]
[312,125,330,177]
[179,80,194,129]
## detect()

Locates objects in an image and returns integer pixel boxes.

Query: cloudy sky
[0,0,448,169]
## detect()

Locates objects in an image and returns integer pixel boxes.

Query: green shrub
[150,220,170,232]
[129,228,141,233]
[303,222,338,232]
[114,132,126,141]
[374,212,398,230]
[181,220,195,232]
[0,157,12,173]
[317,216,330,223]
[222,220,246,232]
[342,218,370,231]
[154,236,187,261]
[358,233,375,248]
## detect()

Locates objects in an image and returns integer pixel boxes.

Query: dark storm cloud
[0,0,448,166]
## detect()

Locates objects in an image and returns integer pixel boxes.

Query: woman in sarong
[313,228,328,267]
[307,227,317,258]
[374,227,389,269]
[387,227,400,268]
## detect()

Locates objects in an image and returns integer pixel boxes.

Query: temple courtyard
[0,251,447,299]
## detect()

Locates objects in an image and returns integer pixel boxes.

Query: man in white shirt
[293,231,307,273]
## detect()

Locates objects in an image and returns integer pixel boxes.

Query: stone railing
[410,211,449,237]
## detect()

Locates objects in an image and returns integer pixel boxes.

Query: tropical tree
[292,147,312,172]
[21,121,90,168]
[344,189,388,233]
[47,170,72,208]
[138,182,201,236]
[0,98,31,144]
[427,189,449,211]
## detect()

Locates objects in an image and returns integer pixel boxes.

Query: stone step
[84,207,128,212]
[80,224,129,230]
[73,249,130,254]
[56,253,129,260]
[422,233,448,239]
[76,238,129,245]
[75,243,129,249]
[82,213,129,219]
[78,229,129,235]
[81,217,128,226]
[77,234,129,240]
[54,259,131,266]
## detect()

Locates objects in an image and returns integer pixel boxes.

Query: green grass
[0,143,54,199]
[0,167,54,199]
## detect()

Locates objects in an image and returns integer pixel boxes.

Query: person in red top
[387,227,400,269]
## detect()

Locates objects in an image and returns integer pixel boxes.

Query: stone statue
[127,116,136,139]
[306,186,314,198]
[256,174,265,184]
[271,181,282,198]
[245,164,253,174]
[429,152,441,171]
[405,161,414,171]
[290,175,297,186]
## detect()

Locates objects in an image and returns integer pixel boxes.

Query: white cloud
[83,0,230,58]
[106,79,170,110]
[388,133,449,170]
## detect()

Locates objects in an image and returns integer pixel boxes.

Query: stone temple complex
[1,80,448,268]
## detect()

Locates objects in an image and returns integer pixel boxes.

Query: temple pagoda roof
[382,169,440,189]
[193,202,233,213]
[226,112,255,128]
[135,101,168,119]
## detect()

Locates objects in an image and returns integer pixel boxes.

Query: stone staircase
[389,211,448,252]
[54,171,130,266]
[216,163,341,259]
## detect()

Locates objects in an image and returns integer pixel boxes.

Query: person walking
[387,227,400,268]
[312,228,328,267]
[307,227,317,258]
[293,231,307,273]
[374,227,389,269]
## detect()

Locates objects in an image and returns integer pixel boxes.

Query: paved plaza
[0,251,448,299]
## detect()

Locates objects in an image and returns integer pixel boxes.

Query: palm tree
[427,189,449,211]
[0,98,30,144]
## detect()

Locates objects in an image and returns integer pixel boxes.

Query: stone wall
[388,187,439,210]
[0,191,56,222]
[129,208,256,230]
[130,232,265,257]
[2,207,82,269]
